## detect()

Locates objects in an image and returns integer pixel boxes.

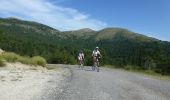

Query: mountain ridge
[0,17,170,75]
[0,17,163,42]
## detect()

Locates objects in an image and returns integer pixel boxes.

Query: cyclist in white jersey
[92,47,101,68]
[77,50,84,68]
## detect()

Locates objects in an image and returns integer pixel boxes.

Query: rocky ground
[0,63,69,100]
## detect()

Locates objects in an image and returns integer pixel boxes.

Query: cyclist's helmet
[96,47,99,49]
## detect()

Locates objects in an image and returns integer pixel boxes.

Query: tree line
[0,19,170,75]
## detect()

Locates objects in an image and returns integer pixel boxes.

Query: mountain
[63,28,96,38]
[95,28,157,42]
[72,28,95,33]
[0,17,170,75]
[0,17,77,64]
[0,17,61,35]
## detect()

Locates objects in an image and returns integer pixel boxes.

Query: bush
[0,57,5,67]
[155,62,170,75]
[124,65,142,70]
[0,52,47,67]
[1,52,20,62]
[18,56,32,65]
[31,56,47,67]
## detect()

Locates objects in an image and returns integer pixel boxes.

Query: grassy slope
[0,52,47,67]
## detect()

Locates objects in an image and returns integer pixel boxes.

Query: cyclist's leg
[78,60,81,68]
[97,61,100,72]
[92,57,96,71]
[81,60,83,66]
[80,60,83,69]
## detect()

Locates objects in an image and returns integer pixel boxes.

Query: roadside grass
[1,52,20,62]
[127,69,170,81]
[0,57,5,67]
[18,56,32,65]
[104,65,170,81]
[0,52,47,67]
[31,56,47,67]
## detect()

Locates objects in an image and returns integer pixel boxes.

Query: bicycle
[92,56,100,72]
[78,59,84,70]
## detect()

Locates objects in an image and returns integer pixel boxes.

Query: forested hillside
[0,18,170,75]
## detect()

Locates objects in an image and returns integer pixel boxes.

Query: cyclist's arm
[92,51,94,57]
[98,51,102,58]
[82,54,85,60]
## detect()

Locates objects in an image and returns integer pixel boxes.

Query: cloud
[0,0,107,31]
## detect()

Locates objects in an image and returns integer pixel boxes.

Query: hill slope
[95,28,157,41]
[0,17,170,75]
[0,18,77,64]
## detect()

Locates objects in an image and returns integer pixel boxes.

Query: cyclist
[92,47,101,71]
[77,50,85,69]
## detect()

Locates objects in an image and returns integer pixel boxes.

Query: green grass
[1,52,20,62]
[127,69,170,81]
[0,52,47,67]
[0,57,5,67]
[104,65,170,81]
[18,56,32,65]
[124,65,143,70]
[31,56,47,67]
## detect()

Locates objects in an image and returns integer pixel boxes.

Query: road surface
[43,64,170,100]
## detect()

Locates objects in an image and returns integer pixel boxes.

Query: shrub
[0,57,5,67]
[1,52,20,62]
[0,52,47,67]
[18,56,32,65]
[31,56,47,67]
[124,65,142,70]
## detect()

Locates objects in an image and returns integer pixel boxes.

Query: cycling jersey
[78,53,84,60]
[92,50,100,57]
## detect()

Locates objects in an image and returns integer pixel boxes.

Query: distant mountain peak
[6,17,21,20]
[95,27,157,42]
[73,28,95,32]
[0,17,158,42]
[99,27,131,32]
[63,28,96,38]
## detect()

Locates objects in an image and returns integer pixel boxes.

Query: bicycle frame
[78,60,84,70]
[92,57,100,72]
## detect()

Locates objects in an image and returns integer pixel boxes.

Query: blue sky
[0,0,170,41]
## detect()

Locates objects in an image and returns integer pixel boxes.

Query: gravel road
[45,64,170,100]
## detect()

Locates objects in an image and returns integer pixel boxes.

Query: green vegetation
[126,67,170,80]
[31,56,47,67]
[124,65,142,70]
[1,52,20,62]
[0,18,170,75]
[104,65,170,80]
[0,57,5,67]
[0,52,47,67]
